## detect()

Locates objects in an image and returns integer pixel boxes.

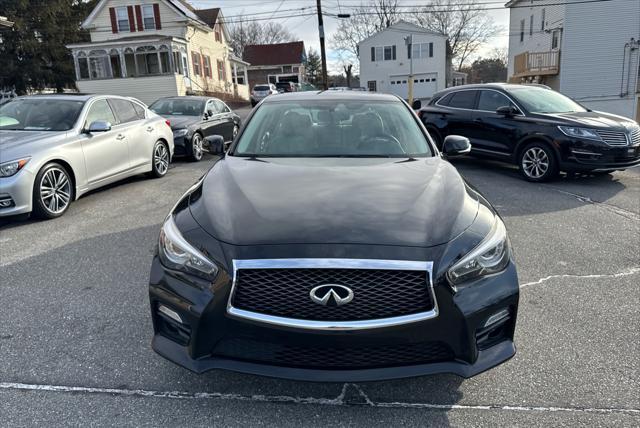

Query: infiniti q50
[149,91,519,381]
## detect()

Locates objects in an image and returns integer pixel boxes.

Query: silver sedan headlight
[173,128,189,138]
[447,217,510,288]
[158,215,218,280]
[0,158,30,177]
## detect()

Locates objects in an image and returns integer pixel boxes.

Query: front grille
[630,126,640,146]
[596,129,628,146]
[214,338,453,369]
[231,268,434,321]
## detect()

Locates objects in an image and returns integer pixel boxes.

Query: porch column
[233,62,238,84]
[72,52,81,81]
[243,66,248,86]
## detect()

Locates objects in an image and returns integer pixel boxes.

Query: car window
[132,102,146,119]
[85,99,118,127]
[205,100,216,115]
[477,91,515,112]
[254,85,270,91]
[150,98,205,116]
[0,99,84,131]
[447,91,477,109]
[509,86,587,114]
[108,99,139,123]
[214,99,229,113]
[434,93,454,106]
[233,100,434,158]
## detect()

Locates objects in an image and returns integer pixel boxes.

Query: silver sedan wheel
[232,125,239,139]
[521,147,549,179]
[154,143,169,175]
[192,134,204,161]
[40,167,71,214]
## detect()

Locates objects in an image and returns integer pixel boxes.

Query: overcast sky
[190,0,510,73]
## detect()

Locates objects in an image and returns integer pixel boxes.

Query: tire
[518,142,559,182]
[232,124,239,140]
[151,141,170,178]
[189,133,204,162]
[32,162,73,219]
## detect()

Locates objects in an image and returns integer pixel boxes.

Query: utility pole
[405,34,414,106]
[317,0,328,90]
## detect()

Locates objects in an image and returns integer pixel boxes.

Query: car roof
[262,91,400,103]
[154,95,212,101]
[432,83,547,97]
[10,94,148,103]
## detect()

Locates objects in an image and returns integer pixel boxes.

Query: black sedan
[148,91,519,381]
[418,84,640,181]
[149,96,241,161]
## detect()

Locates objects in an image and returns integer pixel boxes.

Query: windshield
[0,99,84,131]
[232,100,434,158]
[149,98,205,116]
[254,85,270,91]
[509,87,587,114]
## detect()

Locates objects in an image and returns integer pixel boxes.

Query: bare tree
[343,64,353,87]
[228,21,296,58]
[412,0,500,71]
[330,0,400,64]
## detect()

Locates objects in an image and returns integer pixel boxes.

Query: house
[66,0,249,105]
[357,21,448,100]
[243,42,306,89]
[506,0,640,121]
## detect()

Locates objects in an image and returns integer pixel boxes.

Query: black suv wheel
[518,142,558,182]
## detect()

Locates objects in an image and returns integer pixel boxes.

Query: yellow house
[66,0,249,105]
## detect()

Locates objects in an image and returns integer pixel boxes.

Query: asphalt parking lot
[1,124,639,425]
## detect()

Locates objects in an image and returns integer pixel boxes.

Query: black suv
[418,84,640,181]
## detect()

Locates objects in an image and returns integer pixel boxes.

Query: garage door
[388,73,438,99]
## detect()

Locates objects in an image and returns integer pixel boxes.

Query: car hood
[0,130,70,160]
[541,111,638,130]
[188,156,480,247]
[162,115,199,130]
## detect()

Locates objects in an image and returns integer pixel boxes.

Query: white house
[358,21,448,100]
[506,0,640,121]
[66,0,249,105]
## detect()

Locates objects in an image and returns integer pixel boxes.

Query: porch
[512,50,560,79]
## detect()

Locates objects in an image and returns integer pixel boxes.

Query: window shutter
[429,42,433,57]
[127,6,136,32]
[134,5,144,31]
[153,4,162,30]
[371,47,375,61]
[392,45,396,60]
[109,8,118,33]
[200,54,205,78]
[192,52,198,75]
[407,44,411,59]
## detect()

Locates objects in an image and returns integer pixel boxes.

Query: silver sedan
[0,94,174,219]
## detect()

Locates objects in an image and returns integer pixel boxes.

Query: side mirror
[442,135,471,157]
[412,99,422,110]
[207,109,214,117]
[205,135,225,155]
[87,120,111,133]
[496,105,518,116]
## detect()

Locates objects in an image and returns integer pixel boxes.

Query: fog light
[483,308,510,328]
[158,305,183,324]
[0,196,13,208]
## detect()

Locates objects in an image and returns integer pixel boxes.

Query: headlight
[447,217,510,288]
[0,158,30,177]
[557,126,602,141]
[173,128,189,138]
[158,215,218,280]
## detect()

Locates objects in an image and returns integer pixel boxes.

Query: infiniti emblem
[309,284,354,307]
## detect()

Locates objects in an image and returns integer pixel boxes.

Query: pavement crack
[520,266,640,289]
[545,187,640,221]
[1,382,639,416]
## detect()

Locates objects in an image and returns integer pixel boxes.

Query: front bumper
[558,138,640,171]
[149,254,519,381]
[172,135,189,157]
[0,169,35,217]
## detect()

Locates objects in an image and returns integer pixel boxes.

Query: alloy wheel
[233,125,239,139]
[40,167,71,214]
[521,147,550,179]
[154,143,169,175]
[192,134,203,161]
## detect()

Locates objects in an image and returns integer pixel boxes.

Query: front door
[469,90,522,155]
[108,98,149,169]
[80,99,130,185]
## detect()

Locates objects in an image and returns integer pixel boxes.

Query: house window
[142,4,156,30]
[116,7,129,32]
[203,55,211,78]
[87,50,110,79]
[77,53,90,79]
[371,46,395,61]
[192,52,201,76]
[159,45,170,73]
[173,51,183,74]
[136,46,160,75]
[109,49,122,78]
[541,8,546,31]
[214,24,222,42]
[367,81,376,91]
[551,30,560,50]
[375,46,383,61]
[520,19,525,42]
[282,65,292,73]
[529,15,534,36]
[217,59,226,81]
[411,43,434,59]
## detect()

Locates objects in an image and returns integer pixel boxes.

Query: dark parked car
[149,96,241,161]
[275,81,297,93]
[418,84,640,181]
[149,91,519,381]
